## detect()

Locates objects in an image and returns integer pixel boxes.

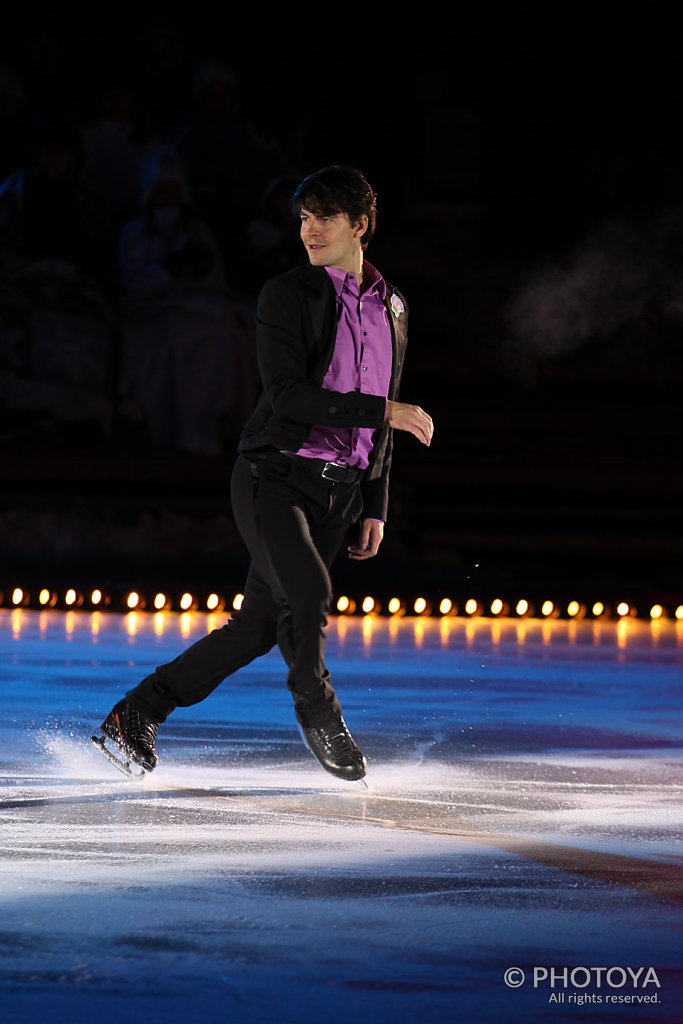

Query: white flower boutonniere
[390,293,404,319]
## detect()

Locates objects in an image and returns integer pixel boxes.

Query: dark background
[2,1,682,610]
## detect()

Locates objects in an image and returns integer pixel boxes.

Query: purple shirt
[294,261,393,469]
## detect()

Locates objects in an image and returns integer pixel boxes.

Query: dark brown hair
[292,165,377,249]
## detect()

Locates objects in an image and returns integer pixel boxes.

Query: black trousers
[126,451,364,727]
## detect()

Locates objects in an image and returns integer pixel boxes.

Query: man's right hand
[385,400,434,446]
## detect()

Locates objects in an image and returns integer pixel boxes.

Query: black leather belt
[280,451,363,483]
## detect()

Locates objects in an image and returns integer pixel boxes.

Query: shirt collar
[324,261,387,300]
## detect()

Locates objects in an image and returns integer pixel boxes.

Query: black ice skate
[91,699,159,777]
[298,712,367,783]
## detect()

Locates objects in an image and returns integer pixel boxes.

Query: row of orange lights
[337,595,683,620]
[2,587,683,621]
[1,587,235,613]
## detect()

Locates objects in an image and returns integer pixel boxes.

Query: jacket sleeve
[256,276,387,429]
[360,426,393,522]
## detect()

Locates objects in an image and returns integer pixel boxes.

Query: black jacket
[239,263,408,521]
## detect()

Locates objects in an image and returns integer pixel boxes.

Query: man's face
[299,208,367,273]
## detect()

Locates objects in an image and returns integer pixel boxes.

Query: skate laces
[323,722,357,757]
[129,706,158,747]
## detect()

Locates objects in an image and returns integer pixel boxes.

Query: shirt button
[362,365,368,371]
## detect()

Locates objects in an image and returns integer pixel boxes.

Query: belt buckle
[321,461,343,482]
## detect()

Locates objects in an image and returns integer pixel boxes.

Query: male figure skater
[95,165,433,781]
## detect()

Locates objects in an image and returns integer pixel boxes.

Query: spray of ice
[505,208,683,357]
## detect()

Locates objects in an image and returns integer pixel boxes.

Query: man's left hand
[348,518,384,560]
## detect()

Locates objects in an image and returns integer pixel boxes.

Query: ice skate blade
[90,735,147,778]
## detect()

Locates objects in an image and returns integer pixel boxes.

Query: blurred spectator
[0,66,30,184]
[117,144,258,454]
[0,110,112,279]
[0,110,115,442]
[170,60,290,270]
[125,14,192,138]
[80,71,160,237]
[246,175,303,283]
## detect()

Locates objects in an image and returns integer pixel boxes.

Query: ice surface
[0,609,681,1023]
